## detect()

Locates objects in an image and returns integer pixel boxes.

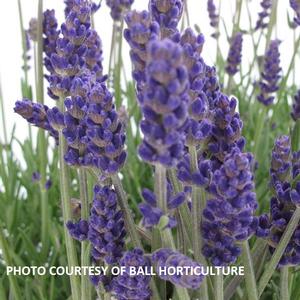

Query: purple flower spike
[149,0,183,38]
[27,18,38,42]
[257,40,282,106]
[255,0,272,30]
[152,248,204,289]
[291,90,300,121]
[208,93,244,163]
[111,248,152,300]
[138,39,189,167]
[225,32,243,76]
[207,0,219,37]
[14,99,58,141]
[106,0,134,21]
[66,219,89,241]
[64,0,101,17]
[124,10,160,95]
[88,185,126,264]
[290,0,300,27]
[270,135,292,186]
[202,147,258,266]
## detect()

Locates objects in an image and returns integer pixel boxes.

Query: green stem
[280,267,289,300]
[258,207,300,297]
[0,225,22,300]
[111,174,142,248]
[241,241,258,300]
[79,169,91,300]
[155,164,168,213]
[214,274,223,300]
[265,0,278,51]
[155,165,190,300]
[36,0,49,257]
[253,106,267,159]
[58,126,81,300]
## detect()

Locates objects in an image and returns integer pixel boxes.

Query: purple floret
[207,0,219,37]
[66,219,89,241]
[106,0,134,21]
[291,90,300,121]
[152,248,204,289]
[149,0,183,38]
[290,0,300,26]
[255,0,272,30]
[111,248,152,300]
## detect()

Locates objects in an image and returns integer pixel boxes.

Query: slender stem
[17,0,29,86]
[265,0,278,51]
[36,0,49,257]
[111,174,142,248]
[214,274,223,300]
[258,207,300,297]
[253,106,267,159]
[79,169,91,300]
[58,125,81,300]
[280,267,289,300]
[0,226,22,300]
[155,164,190,300]
[155,164,167,213]
[241,241,258,300]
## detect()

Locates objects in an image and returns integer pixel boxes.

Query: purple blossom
[14,99,58,141]
[106,0,134,21]
[66,219,89,241]
[88,185,126,264]
[270,135,292,186]
[202,148,258,266]
[255,0,272,30]
[111,248,152,299]
[45,179,52,190]
[124,10,160,96]
[138,39,189,167]
[139,184,185,229]
[257,40,282,106]
[208,93,245,163]
[27,18,38,42]
[291,90,300,121]
[32,171,41,182]
[225,32,243,76]
[290,0,300,27]
[149,0,183,38]
[152,248,204,289]
[207,0,219,37]
[65,0,101,17]
[177,153,212,187]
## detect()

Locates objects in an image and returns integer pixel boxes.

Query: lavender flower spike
[27,18,38,42]
[290,0,300,27]
[138,39,189,167]
[207,0,219,37]
[225,32,243,76]
[255,0,272,30]
[106,0,134,21]
[111,248,152,299]
[88,185,126,264]
[202,148,258,266]
[291,90,300,121]
[152,248,204,289]
[257,40,282,106]
[14,99,58,141]
[124,10,160,96]
[149,0,183,38]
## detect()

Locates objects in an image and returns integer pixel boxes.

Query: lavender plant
[3,0,300,300]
